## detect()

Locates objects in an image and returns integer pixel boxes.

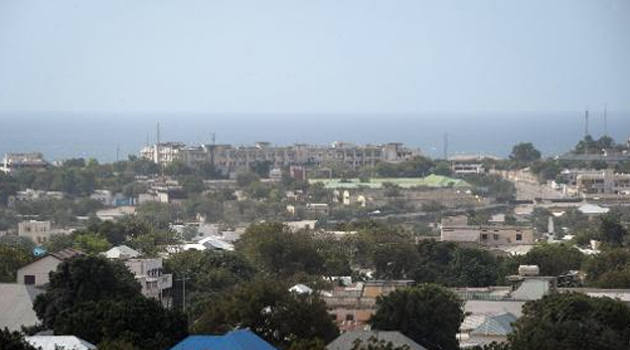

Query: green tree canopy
[510,142,541,164]
[0,328,38,350]
[193,279,338,349]
[583,248,630,288]
[370,284,464,350]
[520,243,584,276]
[53,297,187,350]
[509,293,630,350]
[237,222,325,276]
[33,256,141,329]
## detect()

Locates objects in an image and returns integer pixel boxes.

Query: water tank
[518,265,540,276]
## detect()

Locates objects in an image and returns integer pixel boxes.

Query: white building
[1,152,47,174]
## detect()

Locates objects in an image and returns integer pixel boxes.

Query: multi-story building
[124,258,173,307]
[140,141,421,175]
[440,218,534,247]
[8,189,64,208]
[18,220,72,245]
[1,152,48,174]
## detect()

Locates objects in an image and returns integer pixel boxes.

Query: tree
[520,243,583,276]
[0,172,19,205]
[598,212,627,248]
[53,297,187,350]
[509,293,630,350]
[510,142,541,164]
[236,171,260,187]
[73,233,111,254]
[0,328,38,350]
[583,248,630,288]
[370,284,464,350]
[0,237,35,282]
[237,223,324,276]
[33,256,141,329]
[193,279,338,349]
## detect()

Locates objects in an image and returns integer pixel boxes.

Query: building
[1,152,47,174]
[459,312,518,348]
[141,141,421,175]
[558,169,630,196]
[25,336,96,350]
[452,162,485,175]
[440,218,534,247]
[327,330,428,350]
[0,284,43,331]
[102,245,142,259]
[18,220,71,245]
[124,258,173,307]
[8,189,64,207]
[322,280,415,331]
[305,203,330,217]
[170,330,279,350]
[17,248,84,286]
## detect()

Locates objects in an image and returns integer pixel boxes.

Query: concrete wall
[17,256,61,286]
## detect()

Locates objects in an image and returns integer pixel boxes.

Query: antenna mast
[443,133,448,160]
[604,104,608,137]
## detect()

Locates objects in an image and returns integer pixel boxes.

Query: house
[306,203,330,217]
[452,162,485,175]
[25,336,96,350]
[326,330,428,350]
[0,284,43,331]
[198,236,235,251]
[322,280,415,331]
[18,220,72,245]
[17,248,84,286]
[170,329,279,350]
[102,245,141,259]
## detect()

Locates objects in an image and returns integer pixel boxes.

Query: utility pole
[116,143,120,163]
[176,273,190,314]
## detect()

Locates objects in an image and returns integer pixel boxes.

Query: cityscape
[1,1,630,350]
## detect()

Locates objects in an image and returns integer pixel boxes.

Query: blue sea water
[0,112,628,162]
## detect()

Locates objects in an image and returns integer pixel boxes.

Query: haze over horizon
[1,0,629,115]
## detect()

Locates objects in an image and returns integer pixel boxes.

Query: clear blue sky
[1,0,628,114]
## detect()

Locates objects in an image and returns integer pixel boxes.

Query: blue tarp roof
[170,330,279,350]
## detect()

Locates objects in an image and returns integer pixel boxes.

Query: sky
[0,0,629,115]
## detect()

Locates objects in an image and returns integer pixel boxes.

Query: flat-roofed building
[1,152,47,174]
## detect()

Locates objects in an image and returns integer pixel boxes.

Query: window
[24,275,35,285]
[481,233,488,240]
[493,234,499,240]
[345,314,354,321]
[516,234,522,241]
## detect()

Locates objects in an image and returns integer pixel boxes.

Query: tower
[443,133,448,160]
[584,109,590,137]
[604,104,608,137]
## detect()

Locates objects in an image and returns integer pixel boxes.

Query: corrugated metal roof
[470,312,517,336]
[0,284,43,331]
[326,330,428,350]
[170,330,279,350]
[25,336,96,350]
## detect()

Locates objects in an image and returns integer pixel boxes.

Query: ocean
[1,112,628,163]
